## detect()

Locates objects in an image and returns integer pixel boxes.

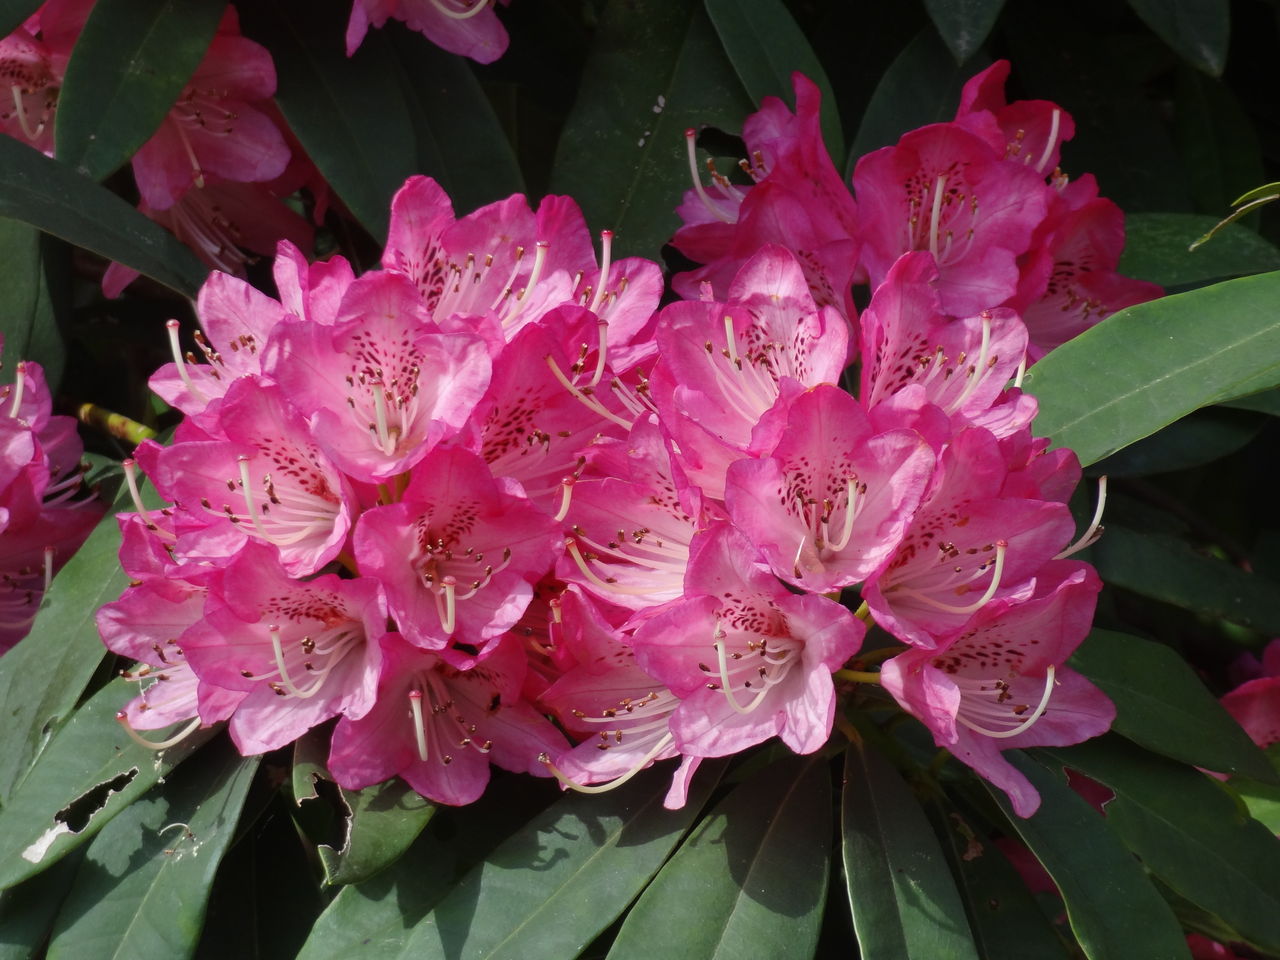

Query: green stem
[77,403,156,445]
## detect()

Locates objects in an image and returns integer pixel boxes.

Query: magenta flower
[346,0,511,62]
[1221,639,1280,749]
[955,60,1076,179]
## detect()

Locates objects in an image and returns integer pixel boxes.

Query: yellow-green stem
[77,403,156,445]
[834,668,882,685]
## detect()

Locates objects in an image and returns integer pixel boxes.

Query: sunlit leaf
[319,779,435,887]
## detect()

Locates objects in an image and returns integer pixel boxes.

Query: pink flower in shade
[266,270,493,483]
[182,544,387,755]
[1220,639,1280,749]
[328,631,565,807]
[861,427,1077,649]
[954,60,1076,181]
[134,379,357,578]
[880,560,1112,817]
[853,122,1050,316]
[724,384,935,594]
[650,245,850,499]
[0,22,57,154]
[353,446,561,652]
[346,0,511,63]
[674,75,859,316]
[631,524,864,758]
[859,252,1035,438]
[1008,175,1163,359]
[131,14,289,212]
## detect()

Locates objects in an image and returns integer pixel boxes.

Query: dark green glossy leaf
[0,850,82,960]
[385,26,524,215]
[1038,738,1280,954]
[0,217,64,387]
[1069,630,1276,782]
[240,0,418,241]
[0,137,207,296]
[44,741,257,960]
[986,752,1190,960]
[703,0,843,160]
[1022,270,1280,466]
[398,760,724,960]
[0,678,215,891]
[1125,0,1230,76]
[928,797,1069,960]
[551,0,753,259]
[1221,388,1280,416]
[842,743,979,960]
[1090,526,1280,636]
[1173,69,1264,216]
[849,26,988,164]
[0,479,145,805]
[1119,213,1280,286]
[923,0,1008,63]
[0,0,39,38]
[1087,408,1265,477]
[291,726,330,805]
[55,0,225,181]
[319,779,435,887]
[609,754,827,960]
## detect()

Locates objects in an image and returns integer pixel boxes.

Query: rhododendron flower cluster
[99,64,1124,818]
[0,340,102,651]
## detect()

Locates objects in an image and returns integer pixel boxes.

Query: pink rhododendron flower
[346,0,511,62]
[1221,639,1280,748]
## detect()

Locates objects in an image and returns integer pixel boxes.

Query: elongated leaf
[398,760,724,960]
[45,741,257,960]
[1173,69,1264,216]
[1222,388,1280,416]
[849,26,988,165]
[0,217,65,387]
[1022,270,1280,465]
[0,480,143,805]
[842,743,979,960]
[0,137,207,296]
[1125,0,1229,76]
[1038,738,1280,954]
[987,752,1190,960]
[0,850,82,960]
[928,797,1069,960]
[1089,408,1264,477]
[240,0,418,240]
[0,678,215,891]
[319,779,435,887]
[551,0,753,258]
[609,755,828,960]
[1231,778,1280,834]
[924,0,1008,63]
[1070,630,1276,782]
[703,0,843,160]
[1091,525,1280,634]
[385,27,524,215]
[1119,213,1280,286]
[56,0,226,181]
[0,0,39,39]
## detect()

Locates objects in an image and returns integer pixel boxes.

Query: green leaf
[0,217,65,387]
[986,752,1191,960]
[398,760,724,960]
[240,0,419,241]
[928,798,1070,960]
[849,26,988,165]
[1038,738,1280,954]
[291,726,330,805]
[1173,68,1265,216]
[551,0,754,259]
[44,741,257,960]
[0,137,207,296]
[1231,777,1280,835]
[1221,388,1280,416]
[0,678,215,891]
[0,850,82,960]
[384,27,525,214]
[55,0,226,181]
[1125,0,1230,76]
[703,0,844,161]
[319,779,435,887]
[1021,270,1280,466]
[1088,408,1264,477]
[841,743,979,960]
[0,480,145,805]
[923,0,1009,63]
[1119,213,1280,286]
[609,754,828,960]
[1090,526,1280,635]
[0,0,39,39]
[1069,629,1277,782]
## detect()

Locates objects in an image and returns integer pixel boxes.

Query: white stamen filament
[565,538,668,596]
[42,546,53,592]
[11,86,43,141]
[824,478,863,552]
[684,129,735,223]
[589,321,609,388]
[435,576,457,635]
[7,363,25,418]
[898,541,1008,614]
[166,320,209,405]
[116,712,202,751]
[1057,476,1108,559]
[928,175,947,260]
[554,477,575,523]
[429,0,490,20]
[955,664,1056,738]
[516,241,549,303]
[369,381,397,455]
[541,732,674,794]
[1013,353,1027,389]
[589,231,614,314]
[947,313,993,413]
[545,355,635,430]
[268,625,325,699]
[409,689,429,761]
[1034,110,1061,175]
